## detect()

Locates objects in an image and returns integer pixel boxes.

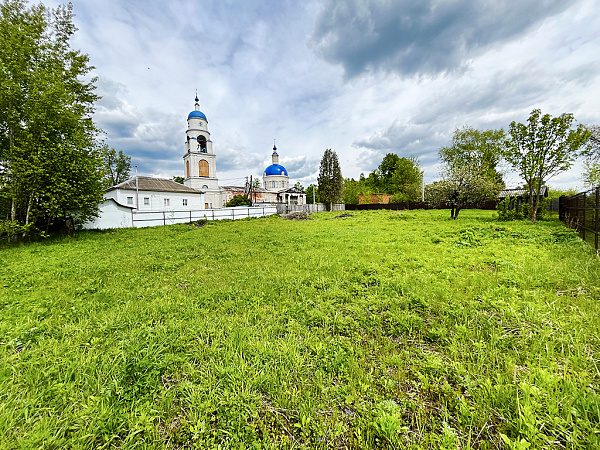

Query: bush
[225,195,252,207]
[498,195,551,221]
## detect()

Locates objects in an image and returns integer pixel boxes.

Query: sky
[42,0,600,190]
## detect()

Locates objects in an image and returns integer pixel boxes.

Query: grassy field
[1,210,599,449]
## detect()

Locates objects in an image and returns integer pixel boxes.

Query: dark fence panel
[345,200,498,211]
[560,187,600,251]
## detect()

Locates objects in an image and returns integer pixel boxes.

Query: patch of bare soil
[281,212,310,221]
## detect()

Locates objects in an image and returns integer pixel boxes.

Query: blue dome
[188,110,207,120]
[264,164,288,176]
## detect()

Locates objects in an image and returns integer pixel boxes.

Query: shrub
[225,195,252,207]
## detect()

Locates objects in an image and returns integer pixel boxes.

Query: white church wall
[82,199,133,230]
[131,206,277,227]
[106,188,205,212]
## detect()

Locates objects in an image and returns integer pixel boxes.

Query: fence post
[582,192,586,241]
[594,187,600,251]
[163,211,166,226]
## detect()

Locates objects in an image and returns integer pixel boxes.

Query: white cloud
[37,0,600,191]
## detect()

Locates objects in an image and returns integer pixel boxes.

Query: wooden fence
[560,188,600,251]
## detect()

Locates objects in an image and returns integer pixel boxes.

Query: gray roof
[221,186,272,193]
[108,176,203,194]
[499,186,548,198]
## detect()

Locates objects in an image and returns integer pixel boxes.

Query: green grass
[1,210,599,449]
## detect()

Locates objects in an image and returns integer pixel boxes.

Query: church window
[143,197,150,205]
[164,198,170,206]
[182,199,188,206]
[197,136,207,152]
[127,196,133,205]
[202,185,208,189]
[199,160,209,177]
[271,181,275,188]
[186,160,190,178]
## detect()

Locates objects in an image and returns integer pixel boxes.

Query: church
[83,96,306,229]
[182,95,305,207]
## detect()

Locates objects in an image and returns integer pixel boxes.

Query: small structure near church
[261,144,306,206]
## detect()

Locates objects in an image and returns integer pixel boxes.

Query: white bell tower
[183,95,222,207]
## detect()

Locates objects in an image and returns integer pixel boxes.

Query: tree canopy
[0,0,103,237]
[317,149,343,209]
[101,144,131,189]
[504,109,590,222]
[582,125,600,189]
[426,127,505,219]
[225,194,252,207]
[439,126,505,187]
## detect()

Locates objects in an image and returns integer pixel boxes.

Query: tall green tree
[317,149,343,210]
[0,0,103,235]
[504,109,590,223]
[375,153,400,193]
[389,156,421,202]
[583,159,600,188]
[305,184,319,204]
[101,144,131,188]
[582,125,600,188]
[429,127,504,219]
[426,164,502,220]
[343,177,360,204]
[440,126,505,186]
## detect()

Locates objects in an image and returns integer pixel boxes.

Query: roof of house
[499,186,548,198]
[221,186,272,193]
[108,176,204,194]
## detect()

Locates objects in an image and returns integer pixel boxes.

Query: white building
[263,144,290,191]
[104,176,205,211]
[262,144,306,206]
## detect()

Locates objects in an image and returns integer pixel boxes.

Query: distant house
[359,193,393,205]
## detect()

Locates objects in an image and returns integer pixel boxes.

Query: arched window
[202,185,208,189]
[197,136,207,153]
[271,181,275,188]
[199,160,209,177]
[185,160,190,178]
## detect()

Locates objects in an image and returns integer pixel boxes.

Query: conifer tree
[317,149,343,210]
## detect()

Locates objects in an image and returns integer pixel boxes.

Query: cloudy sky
[44,0,600,189]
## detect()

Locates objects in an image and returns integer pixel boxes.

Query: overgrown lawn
[1,210,599,449]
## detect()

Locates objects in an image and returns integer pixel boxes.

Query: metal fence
[560,188,600,251]
[131,206,277,228]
